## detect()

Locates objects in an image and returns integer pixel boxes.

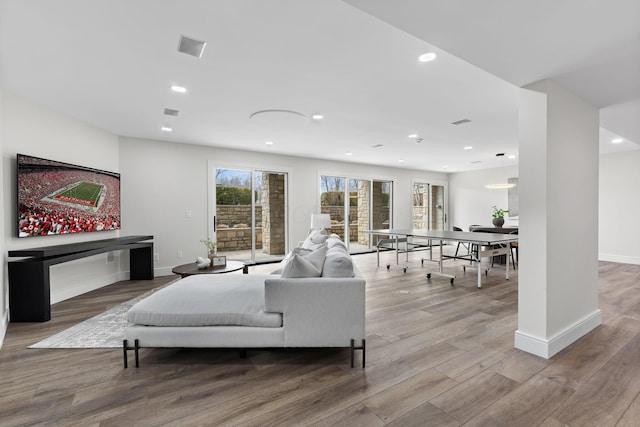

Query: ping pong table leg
[395,235,399,265]
[405,237,409,263]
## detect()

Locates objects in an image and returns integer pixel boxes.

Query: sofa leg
[362,339,366,368]
[123,339,140,368]
[350,339,366,368]
[134,339,140,368]
[239,349,247,359]
[123,339,128,368]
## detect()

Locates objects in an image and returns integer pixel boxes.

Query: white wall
[0,89,6,346]
[450,149,640,268]
[2,92,122,313]
[0,92,447,345]
[599,149,640,265]
[448,165,519,230]
[119,136,448,275]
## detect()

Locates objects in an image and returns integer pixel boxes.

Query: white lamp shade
[310,213,331,230]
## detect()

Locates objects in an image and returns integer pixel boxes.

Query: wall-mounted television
[17,154,121,237]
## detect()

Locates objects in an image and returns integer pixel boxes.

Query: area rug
[29,281,176,349]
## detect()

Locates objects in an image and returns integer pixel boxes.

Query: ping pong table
[366,228,518,288]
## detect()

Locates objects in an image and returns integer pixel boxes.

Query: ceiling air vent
[371,144,384,148]
[451,119,472,125]
[164,108,180,117]
[177,35,207,58]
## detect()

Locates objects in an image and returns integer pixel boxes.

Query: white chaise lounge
[123,233,366,368]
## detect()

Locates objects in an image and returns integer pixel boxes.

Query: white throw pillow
[327,237,347,249]
[304,244,327,271]
[281,254,322,278]
[279,245,327,278]
[322,246,354,277]
[302,229,330,249]
[281,246,311,264]
[312,229,330,242]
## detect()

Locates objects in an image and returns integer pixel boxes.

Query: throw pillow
[303,244,327,271]
[281,254,322,278]
[273,247,311,274]
[322,253,354,277]
[301,229,330,249]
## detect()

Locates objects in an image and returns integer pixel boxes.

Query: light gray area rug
[29,282,175,349]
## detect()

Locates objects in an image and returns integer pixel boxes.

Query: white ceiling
[1,0,638,173]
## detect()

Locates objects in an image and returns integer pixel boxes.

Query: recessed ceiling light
[508,154,516,159]
[408,134,418,138]
[265,141,274,145]
[418,52,437,62]
[612,138,624,143]
[464,146,473,150]
[171,85,187,93]
[345,151,352,156]
[442,165,449,169]
[398,159,405,163]
[312,114,324,120]
[161,126,172,132]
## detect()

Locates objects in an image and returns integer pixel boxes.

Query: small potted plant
[492,206,509,227]
[200,238,217,256]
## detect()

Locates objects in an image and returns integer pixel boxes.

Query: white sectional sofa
[123,233,366,368]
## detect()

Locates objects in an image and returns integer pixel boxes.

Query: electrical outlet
[177,250,183,259]
[185,210,192,218]
[154,253,160,261]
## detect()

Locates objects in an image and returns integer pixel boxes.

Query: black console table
[8,235,154,322]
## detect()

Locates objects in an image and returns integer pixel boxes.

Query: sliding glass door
[412,181,446,230]
[212,168,288,264]
[320,175,393,253]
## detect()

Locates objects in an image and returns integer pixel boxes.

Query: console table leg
[9,260,50,322]
[130,243,154,280]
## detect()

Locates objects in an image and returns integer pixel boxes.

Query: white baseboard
[51,272,127,304]
[155,266,174,277]
[514,309,602,359]
[599,253,640,265]
[43,268,173,305]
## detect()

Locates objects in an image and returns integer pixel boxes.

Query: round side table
[171,260,248,278]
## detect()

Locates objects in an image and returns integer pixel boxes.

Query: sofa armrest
[264,277,365,347]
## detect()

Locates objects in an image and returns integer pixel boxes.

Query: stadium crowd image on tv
[17,154,121,237]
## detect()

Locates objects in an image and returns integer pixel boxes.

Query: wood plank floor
[1,249,640,426]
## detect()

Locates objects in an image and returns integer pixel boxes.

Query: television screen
[17,154,121,237]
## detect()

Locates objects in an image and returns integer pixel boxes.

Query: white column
[515,80,601,358]
[0,89,6,341]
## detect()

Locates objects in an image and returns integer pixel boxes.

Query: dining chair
[452,226,469,258]
[490,230,518,269]
[509,230,518,269]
